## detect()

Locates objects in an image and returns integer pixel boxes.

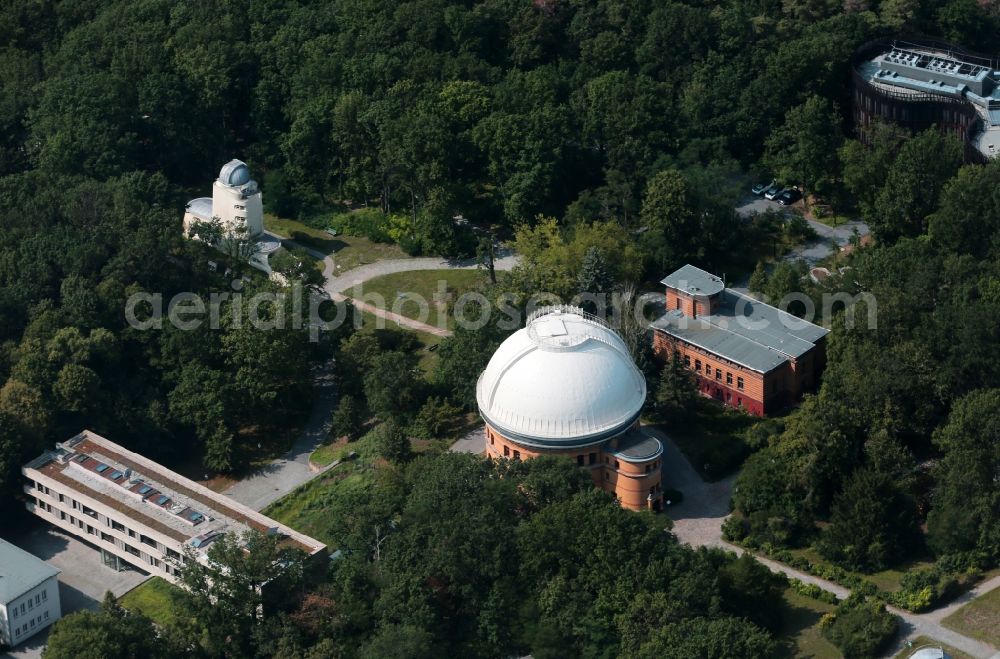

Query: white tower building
[183,159,281,277]
[183,159,264,238]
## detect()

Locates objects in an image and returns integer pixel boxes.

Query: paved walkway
[223,359,337,510]
[223,244,519,508]
[651,425,1000,659]
[735,197,870,266]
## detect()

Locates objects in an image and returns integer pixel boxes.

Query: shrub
[409,396,463,439]
[722,515,747,542]
[788,578,839,605]
[822,596,898,659]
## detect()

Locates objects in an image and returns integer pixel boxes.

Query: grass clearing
[265,213,409,269]
[942,584,1000,648]
[773,588,840,659]
[787,547,936,595]
[119,577,183,628]
[893,636,974,659]
[353,269,491,331]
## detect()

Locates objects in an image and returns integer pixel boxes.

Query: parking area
[1,521,149,659]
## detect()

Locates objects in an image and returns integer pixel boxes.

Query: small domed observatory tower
[477,306,665,511]
[183,159,264,238]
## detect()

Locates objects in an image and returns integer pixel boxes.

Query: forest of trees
[1,0,1000,656]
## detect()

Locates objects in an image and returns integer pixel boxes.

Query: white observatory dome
[219,159,251,187]
[476,306,646,448]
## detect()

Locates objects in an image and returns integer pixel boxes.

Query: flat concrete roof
[661,264,725,296]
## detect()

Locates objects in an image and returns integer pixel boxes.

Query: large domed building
[477,306,664,511]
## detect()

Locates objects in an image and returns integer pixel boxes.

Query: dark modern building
[852,38,1000,163]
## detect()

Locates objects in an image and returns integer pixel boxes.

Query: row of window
[678,352,744,390]
[33,482,182,571]
[12,611,48,638]
[10,590,47,619]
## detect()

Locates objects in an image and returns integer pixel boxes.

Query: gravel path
[650,425,1000,659]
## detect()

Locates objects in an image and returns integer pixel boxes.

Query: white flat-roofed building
[22,431,326,587]
[0,538,61,648]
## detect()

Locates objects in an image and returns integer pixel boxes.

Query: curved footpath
[223,243,519,507]
[644,424,1000,659]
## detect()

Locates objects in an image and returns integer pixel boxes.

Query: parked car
[777,188,802,205]
[751,180,773,196]
[764,184,784,200]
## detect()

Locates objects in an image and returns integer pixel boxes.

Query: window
[644,464,651,473]
[512,450,520,461]
[694,359,701,372]
[503,445,509,457]
[235,215,246,221]
[44,611,49,620]
[101,532,114,544]
[726,372,733,385]
[21,603,25,614]
[737,376,744,390]
[166,548,180,560]
[577,455,584,466]
[604,472,609,481]
[14,627,20,637]
[675,298,681,310]
[705,365,711,376]
[683,355,690,367]
[41,590,46,601]
[140,534,157,548]
[12,606,18,619]
[35,594,40,605]
[30,617,35,628]
[489,433,494,445]
[124,544,141,558]
[111,520,125,533]
[128,529,136,538]
[234,204,245,210]
[588,452,596,465]
[673,350,680,360]
[36,482,43,492]
[27,599,32,610]
[58,493,64,503]
[60,511,66,521]
[715,369,722,380]
[615,460,620,469]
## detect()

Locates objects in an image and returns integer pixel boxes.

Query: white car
[764,185,785,200]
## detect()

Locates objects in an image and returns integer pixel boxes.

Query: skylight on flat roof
[95,464,109,473]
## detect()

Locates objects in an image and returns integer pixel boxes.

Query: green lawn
[265,213,408,269]
[351,269,492,331]
[773,588,840,659]
[268,429,386,546]
[119,577,183,628]
[787,546,935,595]
[893,636,974,659]
[349,308,443,374]
[942,584,1000,648]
